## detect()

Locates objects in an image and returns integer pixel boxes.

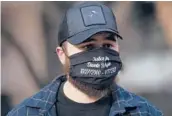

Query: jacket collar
[25,75,140,115]
[25,75,66,114]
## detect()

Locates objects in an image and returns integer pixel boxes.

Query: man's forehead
[62,32,117,47]
[82,32,117,43]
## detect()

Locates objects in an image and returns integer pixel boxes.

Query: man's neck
[63,80,102,103]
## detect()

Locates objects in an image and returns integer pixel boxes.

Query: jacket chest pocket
[27,107,41,116]
[115,113,140,116]
[114,107,144,116]
[115,113,131,116]
[115,110,142,116]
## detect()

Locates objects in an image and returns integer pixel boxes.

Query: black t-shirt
[56,82,112,116]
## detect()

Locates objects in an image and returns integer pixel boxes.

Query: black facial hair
[68,75,113,98]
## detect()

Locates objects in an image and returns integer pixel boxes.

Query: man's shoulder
[7,75,65,116]
[7,98,29,116]
[7,88,47,116]
[115,85,163,115]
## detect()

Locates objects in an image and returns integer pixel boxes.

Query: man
[7,2,163,116]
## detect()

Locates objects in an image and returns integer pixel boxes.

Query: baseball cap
[58,2,122,46]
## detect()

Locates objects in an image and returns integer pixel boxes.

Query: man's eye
[83,44,95,50]
[103,44,113,48]
[81,44,95,50]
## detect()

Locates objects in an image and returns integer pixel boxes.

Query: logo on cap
[81,6,106,26]
[88,10,98,18]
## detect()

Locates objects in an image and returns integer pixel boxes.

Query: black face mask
[68,48,122,90]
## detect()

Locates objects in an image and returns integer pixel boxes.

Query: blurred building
[1,1,172,116]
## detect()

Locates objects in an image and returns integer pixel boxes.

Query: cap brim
[67,28,122,45]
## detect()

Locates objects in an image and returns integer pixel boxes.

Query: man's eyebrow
[106,34,117,42]
[77,38,95,47]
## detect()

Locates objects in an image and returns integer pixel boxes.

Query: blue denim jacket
[7,75,163,116]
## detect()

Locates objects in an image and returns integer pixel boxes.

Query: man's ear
[56,46,66,65]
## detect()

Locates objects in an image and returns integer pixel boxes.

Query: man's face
[56,32,119,97]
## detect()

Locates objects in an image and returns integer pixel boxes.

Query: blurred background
[1,1,172,116]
